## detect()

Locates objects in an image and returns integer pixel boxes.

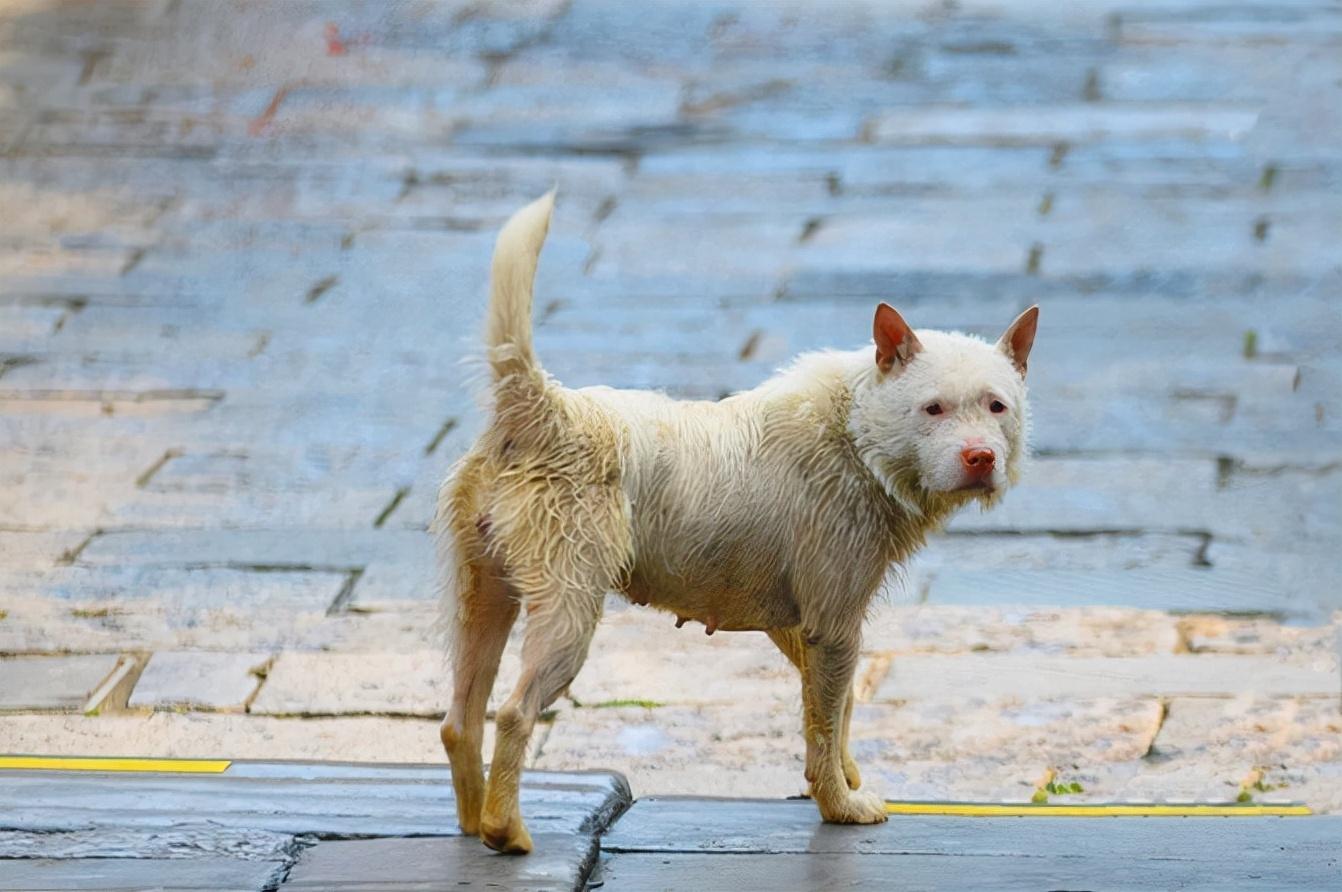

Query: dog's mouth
[953,480,995,493]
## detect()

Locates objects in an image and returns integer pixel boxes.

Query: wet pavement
[597,798,1342,891]
[1,0,1341,886]
[0,760,628,890]
[2,761,1338,890]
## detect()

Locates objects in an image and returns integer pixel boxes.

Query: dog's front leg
[839,686,860,791]
[768,628,861,791]
[803,635,887,825]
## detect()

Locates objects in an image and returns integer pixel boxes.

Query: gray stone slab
[0,764,630,839]
[0,654,120,711]
[1029,398,1342,466]
[0,530,87,571]
[349,558,438,605]
[0,856,285,891]
[943,456,1221,536]
[872,655,1338,701]
[604,798,1340,856]
[796,199,1038,273]
[127,651,270,711]
[35,566,348,610]
[925,568,1302,616]
[778,267,1308,305]
[867,104,1260,146]
[596,850,1342,891]
[600,799,1342,887]
[911,531,1204,574]
[248,650,452,717]
[0,825,298,860]
[281,833,598,890]
[77,529,428,569]
[106,485,398,529]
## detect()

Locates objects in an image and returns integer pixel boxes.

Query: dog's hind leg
[441,559,519,837]
[768,627,861,791]
[480,589,604,854]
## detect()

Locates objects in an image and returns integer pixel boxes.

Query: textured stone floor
[596,799,1342,891]
[1,0,1340,846]
[3,763,1337,890]
[0,761,630,890]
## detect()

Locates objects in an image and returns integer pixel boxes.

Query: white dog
[437,192,1038,853]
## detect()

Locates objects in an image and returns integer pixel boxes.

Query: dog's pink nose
[960,446,996,478]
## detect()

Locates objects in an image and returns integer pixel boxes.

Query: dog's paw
[480,812,534,855]
[819,789,888,825]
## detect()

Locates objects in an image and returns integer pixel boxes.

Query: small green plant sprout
[1243,329,1259,359]
[1032,768,1085,803]
[1237,768,1278,803]
[1046,780,1085,795]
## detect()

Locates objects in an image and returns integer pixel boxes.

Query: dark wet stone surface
[0,763,630,892]
[594,850,1341,892]
[597,799,1342,891]
[3,768,1339,890]
[283,834,599,891]
[0,857,288,892]
[602,797,1342,858]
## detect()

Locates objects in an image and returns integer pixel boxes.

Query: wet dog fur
[437,192,1038,853]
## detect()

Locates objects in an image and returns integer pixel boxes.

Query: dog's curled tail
[486,189,555,382]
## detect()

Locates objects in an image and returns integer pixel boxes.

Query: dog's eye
[989,400,1006,414]
[925,403,944,416]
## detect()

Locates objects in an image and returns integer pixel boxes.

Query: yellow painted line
[0,756,231,774]
[886,801,1311,817]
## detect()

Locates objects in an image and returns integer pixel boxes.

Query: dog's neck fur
[747,345,966,563]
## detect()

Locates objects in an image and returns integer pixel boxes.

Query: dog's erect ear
[997,305,1039,377]
[873,303,923,373]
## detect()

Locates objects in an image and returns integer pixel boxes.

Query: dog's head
[850,304,1038,514]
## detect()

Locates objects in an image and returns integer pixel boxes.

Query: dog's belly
[620,562,800,633]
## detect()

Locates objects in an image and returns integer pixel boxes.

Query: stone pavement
[596,798,1342,890]
[1,0,1341,853]
[0,760,631,890]
[3,760,1339,890]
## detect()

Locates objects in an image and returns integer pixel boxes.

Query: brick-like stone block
[0,655,121,712]
[862,604,1181,657]
[873,654,1339,702]
[0,531,89,571]
[128,651,271,711]
[249,648,521,717]
[0,713,457,763]
[37,565,350,611]
[922,568,1297,616]
[249,651,439,717]
[867,104,1259,145]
